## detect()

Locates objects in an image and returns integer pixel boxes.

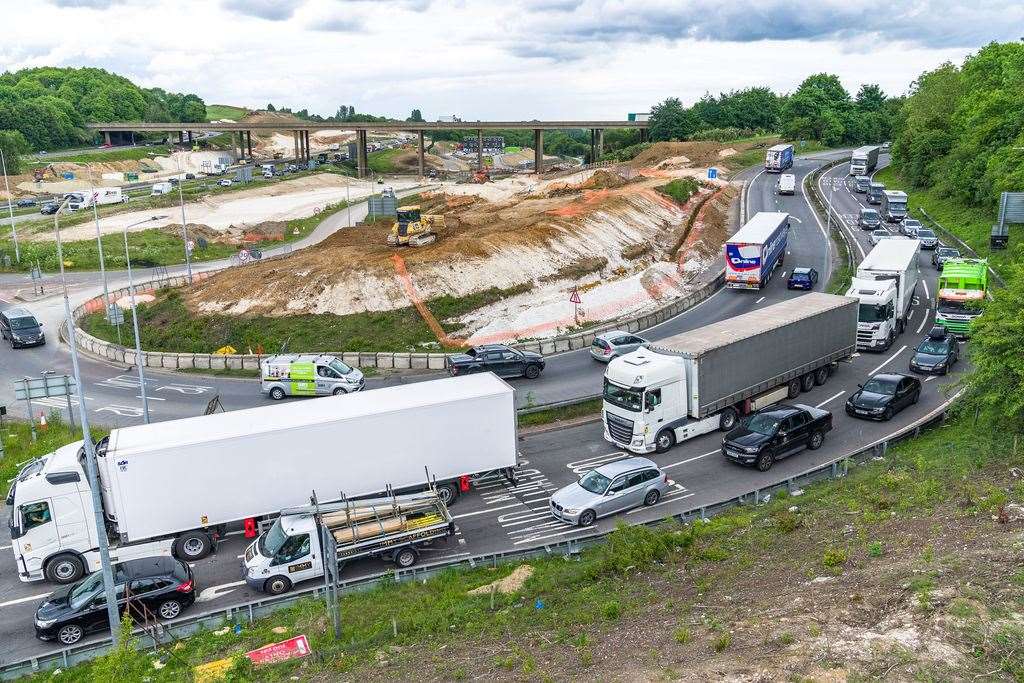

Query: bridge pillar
[292,131,299,161]
[103,131,111,146]
[640,128,649,143]
[589,128,596,163]
[477,129,483,171]
[596,128,603,160]
[418,131,425,178]
[187,131,193,144]
[303,131,310,162]
[246,130,253,158]
[356,130,368,178]
[178,131,184,144]
[534,129,543,174]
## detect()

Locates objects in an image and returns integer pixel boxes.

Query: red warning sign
[568,287,581,304]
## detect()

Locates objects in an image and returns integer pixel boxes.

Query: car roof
[791,267,812,274]
[596,330,630,340]
[755,404,802,419]
[870,373,906,383]
[116,556,183,580]
[3,307,34,318]
[595,456,658,477]
[475,344,511,351]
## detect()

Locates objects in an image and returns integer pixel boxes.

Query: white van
[776,174,796,196]
[261,354,365,399]
[151,182,173,196]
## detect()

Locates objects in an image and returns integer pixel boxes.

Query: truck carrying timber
[845,239,921,350]
[724,211,790,290]
[764,143,794,173]
[849,145,880,176]
[244,489,454,594]
[7,373,517,584]
[602,293,857,454]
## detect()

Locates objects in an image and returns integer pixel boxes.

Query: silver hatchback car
[549,457,671,526]
[590,330,648,362]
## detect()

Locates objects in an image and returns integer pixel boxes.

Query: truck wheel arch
[44,552,86,584]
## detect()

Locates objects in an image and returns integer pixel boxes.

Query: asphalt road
[0,150,962,664]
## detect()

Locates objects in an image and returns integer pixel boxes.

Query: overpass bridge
[86,119,649,177]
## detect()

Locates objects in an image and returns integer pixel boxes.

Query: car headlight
[35,617,57,628]
[562,507,580,515]
[872,406,886,413]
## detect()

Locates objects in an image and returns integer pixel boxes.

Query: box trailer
[881,190,908,222]
[67,187,128,211]
[764,143,794,173]
[845,239,920,350]
[8,373,517,584]
[724,211,790,290]
[849,145,880,176]
[603,293,857,454]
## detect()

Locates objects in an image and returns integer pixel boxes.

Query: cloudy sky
[4,0,1021,119]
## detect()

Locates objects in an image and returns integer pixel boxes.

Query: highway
[0,151,961,664]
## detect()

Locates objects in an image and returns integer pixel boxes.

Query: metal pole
[1,148,20,262]
[87,166,112,315]
[23,378,36,442]
[64,375,75,430]
[53,197,122,642]
[345,181,351,227]
[123,222,151,423]
[175,156,193,284]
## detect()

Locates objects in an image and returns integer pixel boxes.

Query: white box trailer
[846,238,920,350]
[8,373,517,583]
[849,145,880,175]
[67,187,128,210]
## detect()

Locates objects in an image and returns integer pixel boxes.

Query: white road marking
[626,491,694,514]
[790,216,802,223]
[924,376,936,382]
[512,525,591,546]
[663,450,719,470]
[916,308,931,334]
[0,592,52,608]
[870,345,907,375]
[453,502,525,519]
[922,279,930,299]
[755,296,766,304]
[908,309,914,319]
[0,544,10,550]
[815,391,846,408]
[196,580,246,603]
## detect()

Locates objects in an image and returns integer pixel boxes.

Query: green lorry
[934,258,988,336]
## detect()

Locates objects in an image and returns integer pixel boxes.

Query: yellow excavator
[387,206,445,247]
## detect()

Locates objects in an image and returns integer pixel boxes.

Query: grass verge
[656,178,700,205]
[176,367,260,379]
[205,105,249,121]
[29,146,171,166]
[368,148,405,174]
[518,398,602,428]
[1,417,107,484]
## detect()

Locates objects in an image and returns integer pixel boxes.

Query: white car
[217,179,232,187]
[776,174,796,195]
[870,229,889,246]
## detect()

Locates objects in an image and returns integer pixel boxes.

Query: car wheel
[800,373,815,392]
[269,387,286,400]
[157,599,182,620]
[57,624,84,645]
[174,530,212,561]
[436,483,458,506]
[332,387,347,396]
[395,548,417,568]
[524,364,541,379]
[911,390,920,405]
[264,576,292,595]
[654,429,675,454]
[45,553,85,584]
[755,451,775,472]
[814,367,829,386]
[787,378,801,399]
[719,407,738,432]
[808,431,824,450]
[578,509,597,527]
[882,406,894,421]
[643,489,660,506]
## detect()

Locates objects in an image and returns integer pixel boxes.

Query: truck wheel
[808,431,824,450]
[787,378,801,399]
[578,509,597,527]
[45,553,85,584]
[801,373,815,392]
[719,407,738,431]
[436,483,459,506]
[264,576,292,595]
[332,387,347,396]
[395,548,417,568]
[524,364,541,379]
[174,531,212,561]
[814,367,829,386]
[654,429,675,454]
[756,451,775,472]
[269,387,285,400]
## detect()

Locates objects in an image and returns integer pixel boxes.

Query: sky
[3,0,1022,120]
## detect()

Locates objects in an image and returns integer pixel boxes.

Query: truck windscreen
[259,519,290,558]
[603,379,642,412]
[889,202,907,212]
[858,303,890,323]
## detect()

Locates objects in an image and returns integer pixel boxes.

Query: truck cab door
[272,533,319,585]
[52,493,89,552]
[15,499,60,570]
[643,388,666,432]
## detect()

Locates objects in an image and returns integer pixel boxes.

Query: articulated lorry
[602,293,857,454]
[849,145,880,176]
[764,143,794,173]
[845,239,921,350]
[7,373,517,584]
[724,211,790,290]
[67,187,128,211]
[244,490,454,594]
[935,258,988,336]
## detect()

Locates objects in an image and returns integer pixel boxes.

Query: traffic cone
[39,412,48,430]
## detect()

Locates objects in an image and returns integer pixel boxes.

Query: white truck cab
[846,277,899,350]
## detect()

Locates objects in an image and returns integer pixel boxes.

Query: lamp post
[51,196,122,642]
[174,154,193,284]
[122,215,168,424]
[1,148,19,263]
[86,166,113,319]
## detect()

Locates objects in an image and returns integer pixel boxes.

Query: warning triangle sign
[569,287,582,304]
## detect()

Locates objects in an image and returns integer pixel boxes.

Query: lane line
[916,308,931,334]
[512,525,591,546]
[815,391,846,408]
[452,502,524,519]
[755,296,766,304]
[626,491,694,514]
[0,592,51,608]
[663,450,719,470]
[924,376,936,382]
[922,279,930,299]
[869,345,907,375]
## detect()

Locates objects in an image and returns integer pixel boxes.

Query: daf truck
[602,293,857,454]
[7,373,517,585]
[844,239,921,350]
[66,187,129,211]
[764,144,794,173]
[935,258,988,336]
[881,190,908,222]
[724,211,789,290]
[849,146,880,176]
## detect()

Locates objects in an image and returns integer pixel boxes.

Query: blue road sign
[707,167,718,180]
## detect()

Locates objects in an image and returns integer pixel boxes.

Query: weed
[777,632,795,646]
[494,654,517,670]
[712,632,732,652]
[808,623,822,638]
[867,541,884,558]
[602,601,621,620]
[657,178,700,205]
[822,547,848,568]
[948,598,977,620]
[673,627,692,644]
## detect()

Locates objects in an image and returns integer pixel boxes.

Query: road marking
[0,544,10,550]
[870,345,907,375]
[196,580,245,603]
[663,450,719,470]
[0,592,51,608]
[815,391,846,408]
[908,308,914,319]
[916,308,931,334]
[511,525,591,546]
[922,279,929,299]
[755,296,766,304]
[924,376,936,382]
[626,491,694,514]
[780,271,787,278]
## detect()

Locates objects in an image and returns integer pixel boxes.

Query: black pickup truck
[721,403,833,471]
[446,344,546,380]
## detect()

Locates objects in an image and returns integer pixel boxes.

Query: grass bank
[81,283,533,354]
[29,146,171,166]
[367,148,405,174]
[205,105,248,121]
[28,414,1024,681]
[656,177,700,205]
[0,418,107,484]
[518,398,602,428]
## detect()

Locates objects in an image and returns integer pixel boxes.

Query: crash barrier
[0,386,960,680]
[806,156,858,275]
[917,208,1005,289]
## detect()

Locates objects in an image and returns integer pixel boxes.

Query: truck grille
[605,412,635,444]
[856,330,877,345]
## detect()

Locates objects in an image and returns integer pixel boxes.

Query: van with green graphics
[934,259,988,337]
[261,354,365,400]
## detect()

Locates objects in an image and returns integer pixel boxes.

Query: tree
[407,109,424,122]
[855,84,886,112]
[266,103,276,111]
[648,97,698,142]
[0,129,30,174]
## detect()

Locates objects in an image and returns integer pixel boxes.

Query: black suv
[909,326,959,375]
[35,558,196,645]
[446,344,545,379]
[722,403,833,471]
[1,307,45,348]
[846,373,921,421]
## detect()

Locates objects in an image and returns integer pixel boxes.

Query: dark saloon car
[722,403,833,471]
[846,373,921,421]
[787,267,819,290]
[35,557,195,645]
[931,246,960,270]
[39,201,59,215]
[446,344,545,379]
[909,326,959,375]
[1,307,45,348]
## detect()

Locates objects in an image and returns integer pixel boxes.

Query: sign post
[569,286,582,325]
[16,374,79,438]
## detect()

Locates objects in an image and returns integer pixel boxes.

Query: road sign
[15,375,78,400]
[568,287,581,304]
[247,635,311,666]
[105,304,124,325]
[707,167,718,180]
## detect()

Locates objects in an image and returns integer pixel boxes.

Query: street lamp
[122,214,169,424]
[51,196,122,642]
[1,147,20,263]
[86,166,113,323]
[173,155,193,284]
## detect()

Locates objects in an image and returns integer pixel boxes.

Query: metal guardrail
[917,208,1006,288]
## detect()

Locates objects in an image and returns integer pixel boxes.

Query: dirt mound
[387,150,446,172]
[545,169,631,197]
[239,110,304,126]
[633,141,732,168]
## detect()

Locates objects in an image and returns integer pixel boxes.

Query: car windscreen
[861,210,878,219]
[917,229,935,238]
[578,470,611,494]
[259,518,289,558]
[9,316,39,330]
[862,378,896,395]
[68,571,105,610]
[603,379,642,412]
[917,340,949,355]
[889,202,907,211]
[741,413,780,435]
[938,249,959,257]
[329,359,353,376]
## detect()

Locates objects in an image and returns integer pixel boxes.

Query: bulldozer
[387,205,445,247]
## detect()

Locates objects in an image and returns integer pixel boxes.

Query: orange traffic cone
[39,412,48,430]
